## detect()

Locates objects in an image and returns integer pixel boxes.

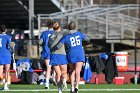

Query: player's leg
[60,64,67,89]
[51,68,56,80]
[4,64,10,90]
[44,59,51,89]
[69,63,75,93]
[0,65,4,84]
[49,66,56,86]
[54,65,62,93]
[75,62,83,93]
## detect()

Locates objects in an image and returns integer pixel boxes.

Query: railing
[37,4,140,46]
[43,4,139,18]
[51,0,94,11]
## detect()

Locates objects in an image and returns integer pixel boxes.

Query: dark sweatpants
[20,71,33,84]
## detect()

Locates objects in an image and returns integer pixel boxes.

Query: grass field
[1,84,140,93]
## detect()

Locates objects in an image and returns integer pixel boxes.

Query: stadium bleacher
[0,0,140,86]
[0,0,60,29]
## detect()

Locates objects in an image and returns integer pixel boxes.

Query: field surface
[1,84,140,93]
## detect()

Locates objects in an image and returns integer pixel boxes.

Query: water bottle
[94,76,98,84]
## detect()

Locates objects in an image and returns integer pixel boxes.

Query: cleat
[4,86,9,90]
[74,88,78,93]
[57,81,62,93]
[1,85,9,90]
[50,78,57,86]
[45,83,49,89]
[58,87,62,93]
[45,87,49,89]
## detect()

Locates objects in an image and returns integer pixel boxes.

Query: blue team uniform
[48,31,69,66]
[0,34,11,65]
[40,29,54,60]
[50,54,68,66]
[60,31,87,63]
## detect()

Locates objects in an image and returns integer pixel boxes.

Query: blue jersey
[0,34,11,65]
[40,29,54,52]
[60,31,87,63]
[40,29,54,59]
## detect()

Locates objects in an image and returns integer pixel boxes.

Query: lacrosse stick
[12,53,18,78]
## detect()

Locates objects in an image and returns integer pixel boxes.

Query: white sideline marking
[2,89,140,91]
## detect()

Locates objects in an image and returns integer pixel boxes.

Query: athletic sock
[45,78,49,89]
[46,78,49,84]
[63,79,67,89]
[75,86,78,89]
[71,87,74,92]
[63,78,66,83]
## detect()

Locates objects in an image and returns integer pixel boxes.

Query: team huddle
[0,20,90,93]
[40,20,90,93]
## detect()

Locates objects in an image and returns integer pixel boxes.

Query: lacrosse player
[0,25,15,90]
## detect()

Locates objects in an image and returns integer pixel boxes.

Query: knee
[5,69,10,73]
[61,70,67,75]
[46,66,51,71]
[75,70,81,76]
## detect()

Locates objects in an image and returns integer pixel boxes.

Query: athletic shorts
[50,54,68,66]
[67,52,85,64]
[0,56,11,65]
[41,51,50,60]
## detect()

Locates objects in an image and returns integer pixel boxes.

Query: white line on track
[2,89,140,92]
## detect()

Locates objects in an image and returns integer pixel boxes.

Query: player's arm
[61,29,70,35]
[48,33,57,48]
[49,30,68,49]
[38,39,43,46]
[50,36,66,52]
[50,42,63,52]
[38,32,44,46]
[83,36,90,42]
[82,33,90,42]
[48,37,53,49]
[48,32,63,50]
